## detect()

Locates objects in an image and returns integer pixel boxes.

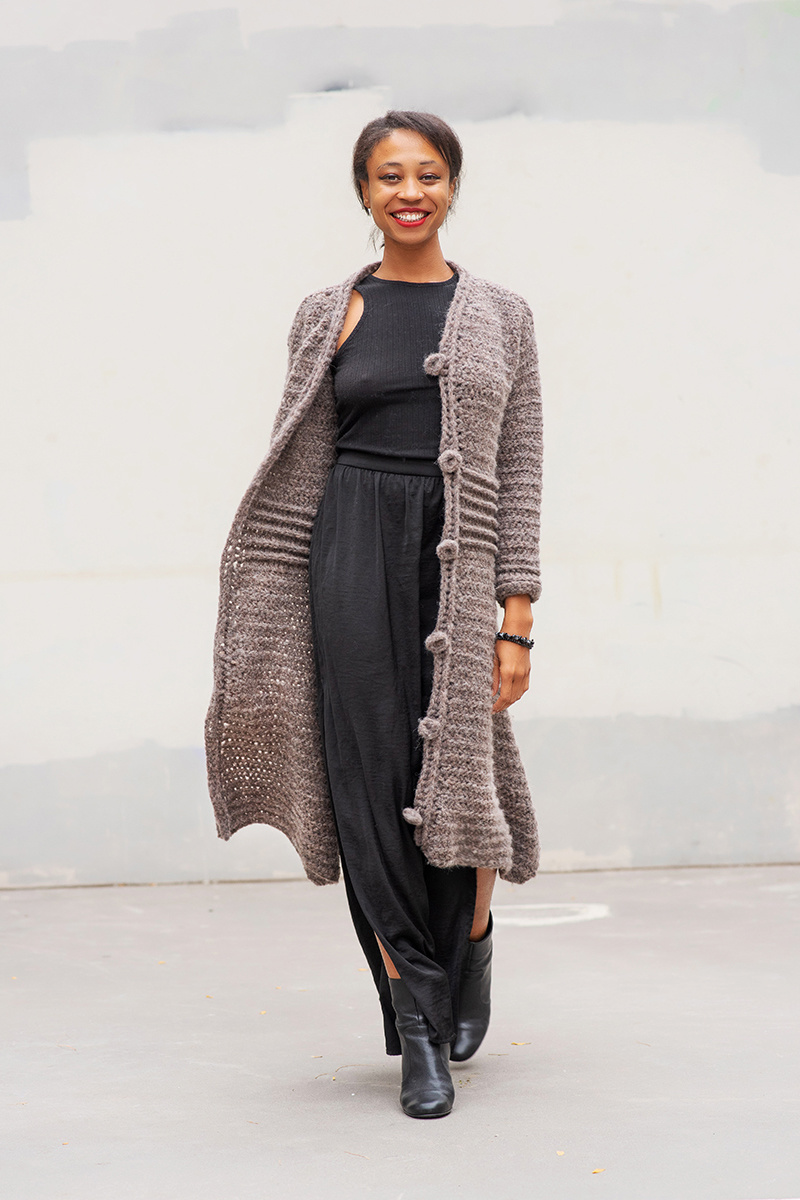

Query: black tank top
[330,271,458,460]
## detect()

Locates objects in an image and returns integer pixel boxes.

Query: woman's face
[360,129,455,248]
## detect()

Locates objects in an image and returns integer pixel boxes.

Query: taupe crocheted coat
[205,260,543,885]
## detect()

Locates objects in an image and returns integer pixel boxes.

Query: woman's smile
[390,209,431,226]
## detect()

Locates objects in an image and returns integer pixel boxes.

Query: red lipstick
[389,209,430,227]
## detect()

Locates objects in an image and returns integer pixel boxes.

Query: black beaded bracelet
[495,631,534,650]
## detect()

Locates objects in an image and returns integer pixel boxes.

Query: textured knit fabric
[205,259,543,886]
[309,457,476,1054]
[332,271,458,459]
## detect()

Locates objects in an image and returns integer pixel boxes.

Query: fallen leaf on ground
[592,1168,605,1174]
[311,1055,323,1059]
[557,1150,565,1156]
[259,1011,266,1015]
[511,1041,531,1046]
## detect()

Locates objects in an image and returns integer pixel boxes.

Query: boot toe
[401,1088,454,1118]
[450,1022,485,1062]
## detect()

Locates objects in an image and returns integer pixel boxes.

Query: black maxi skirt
[308,449,477,1056]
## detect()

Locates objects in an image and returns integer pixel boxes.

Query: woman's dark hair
[352,110,463,214]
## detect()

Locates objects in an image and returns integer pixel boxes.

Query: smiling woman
[353,112,461,243]
[206,109,544,1120]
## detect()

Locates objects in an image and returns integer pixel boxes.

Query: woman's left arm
[492,595,533,713]
[492,300,543,713]
[494,298,543,606]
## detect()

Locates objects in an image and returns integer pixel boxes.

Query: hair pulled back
[352,110,463,214]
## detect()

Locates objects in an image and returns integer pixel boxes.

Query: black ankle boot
[450,912,493,1062]
[388,976,454,1118]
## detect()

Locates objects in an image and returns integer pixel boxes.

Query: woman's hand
[491,639,531,712]
[491,593,533,713]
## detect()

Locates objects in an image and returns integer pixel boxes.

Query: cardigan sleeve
[494,299,543,605]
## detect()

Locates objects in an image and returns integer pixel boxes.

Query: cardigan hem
[215,806,341,886]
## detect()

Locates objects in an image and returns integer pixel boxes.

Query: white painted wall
[0,0,767,53]
[1,3,799,883]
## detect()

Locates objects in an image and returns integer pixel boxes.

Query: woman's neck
[372,237,453,283]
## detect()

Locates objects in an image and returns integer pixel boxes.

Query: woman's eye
[378,173,441,183]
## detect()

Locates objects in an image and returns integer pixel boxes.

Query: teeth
[393,212,427,222]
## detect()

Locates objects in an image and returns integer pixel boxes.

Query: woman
[206,110,543,1119]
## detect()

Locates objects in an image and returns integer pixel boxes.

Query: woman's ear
[360,179,371,211]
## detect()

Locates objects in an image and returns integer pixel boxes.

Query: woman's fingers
[492,651,501,698]
[491,642,531,713]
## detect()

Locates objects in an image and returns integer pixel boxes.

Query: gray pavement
[3,866,799,1200]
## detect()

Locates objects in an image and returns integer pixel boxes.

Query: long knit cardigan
[205,260,543,886]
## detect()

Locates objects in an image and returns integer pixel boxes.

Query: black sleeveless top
[330,271,459,460]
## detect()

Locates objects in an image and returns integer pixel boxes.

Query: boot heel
[450,912,493,1062]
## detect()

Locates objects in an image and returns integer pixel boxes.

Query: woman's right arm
[266,296,312,447]
[286,295,311,359]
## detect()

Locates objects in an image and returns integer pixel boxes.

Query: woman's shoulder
[291,283,341,323]
[297,264,381,314]
[461,269,535,325]
[286,264,376,339]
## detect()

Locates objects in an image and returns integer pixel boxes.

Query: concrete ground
[3,865,799,1200]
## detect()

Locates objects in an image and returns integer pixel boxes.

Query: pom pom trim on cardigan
[205,260,543,886]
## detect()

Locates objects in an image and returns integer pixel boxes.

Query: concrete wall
[2,1,799,886]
